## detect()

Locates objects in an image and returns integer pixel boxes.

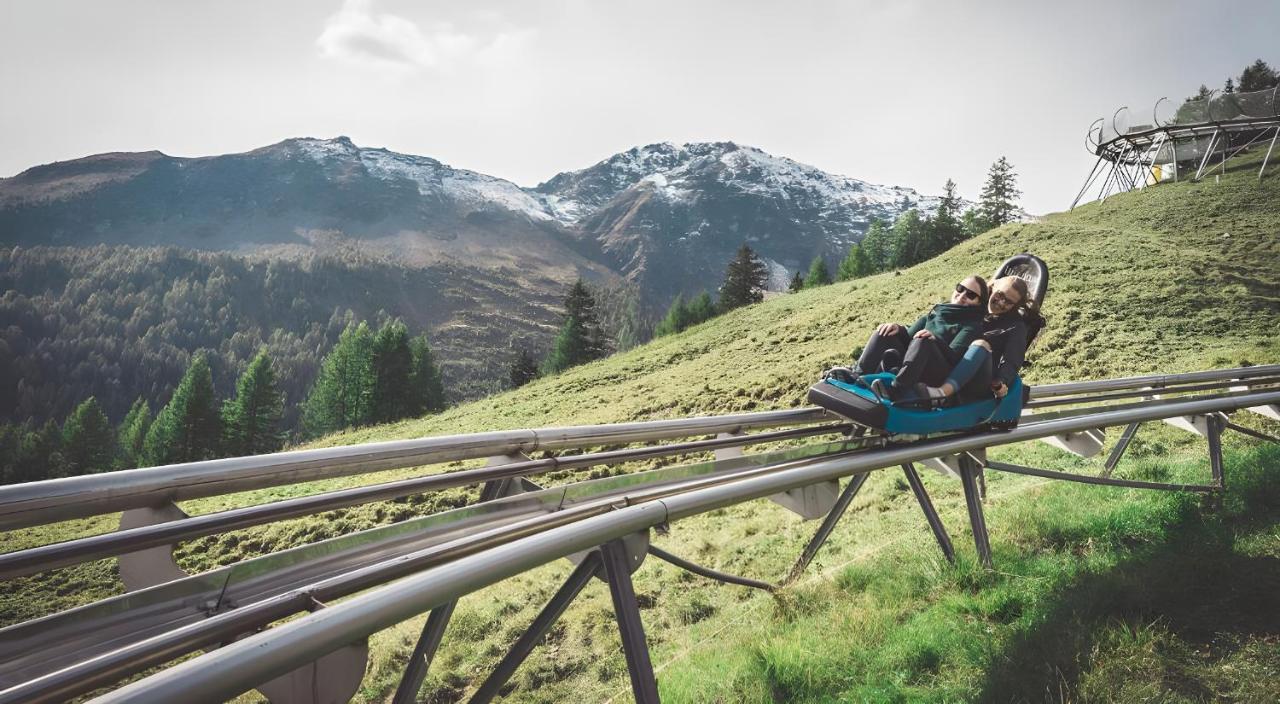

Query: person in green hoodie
[827,275,987,384]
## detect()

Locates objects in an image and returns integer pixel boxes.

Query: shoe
[870,378,900,402]
[914,383,949,407]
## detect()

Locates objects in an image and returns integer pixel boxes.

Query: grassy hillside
[2,156,1279,702]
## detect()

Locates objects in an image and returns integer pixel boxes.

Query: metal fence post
[601,539,660,704]
[1207,413,1225,489]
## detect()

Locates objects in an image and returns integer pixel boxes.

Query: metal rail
[0,407,830,531]
[83,389,1280,703]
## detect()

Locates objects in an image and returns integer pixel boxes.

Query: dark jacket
[981,312,1028,386]
[906,304,984,357]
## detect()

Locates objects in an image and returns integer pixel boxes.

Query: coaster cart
[808,254,1049,437]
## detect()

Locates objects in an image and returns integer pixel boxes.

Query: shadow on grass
[977,448,1280,703]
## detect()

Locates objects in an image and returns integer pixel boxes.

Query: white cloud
[316,0,529,72]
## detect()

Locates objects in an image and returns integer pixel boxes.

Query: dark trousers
[857,330,910,373]
[893,336,962,388]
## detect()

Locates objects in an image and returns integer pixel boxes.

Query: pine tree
[931,178,965,252]
[221,351,285,456]
[719,244,767,310]
[409,334,447,413]
[1223,77,1235,94]
[562,280,607,360]
[143,352,222,465]
[804,256,832,288]
[654,294,691,338]
[61,396,115,476]
[117,398,151,469]
[370,320,415,423]
[1239,59,1278,92]
[22,420,65,482]
[687,291,717,325]
[788,271,805,292]
[978,157,1022,228]
[302,323,376,437]
[837,244,872,280]
[860,220,891,273]
[542,281,608,374]
[961,207,991,239]
[508,346,540,389]
[890,209,926,268]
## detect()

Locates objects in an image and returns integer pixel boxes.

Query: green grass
[2,153,1279,701]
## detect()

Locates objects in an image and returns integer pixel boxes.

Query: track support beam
[469,554,602,704]
[958,454,992,569]
[901,464,955,563]
[1102,422,1141,477]
[393,601,456,704]
[784,473,869,584]
[602,539,660,704]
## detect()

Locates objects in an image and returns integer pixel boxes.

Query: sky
[1,0,1276,214]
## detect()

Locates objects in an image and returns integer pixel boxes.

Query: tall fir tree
[409,334,447,414]
[860,220,891,273]
[302,323,376,437]
[370,320,415,423]
[221,351,285,456]
[562,280,607,360]
[116,398,151,469]
[542,281,608,374]
[143,352,222,465]
[837,243,872,280]
[508,346,540,389]
[719,244,767,310]
[61,396,115,476]
[22,420,65,483]
[788,271,805,292]
[978,157,1022,228]
[804,256,832,288]
[931,178,965,252]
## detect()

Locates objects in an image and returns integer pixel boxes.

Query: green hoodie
[905,303,984,356]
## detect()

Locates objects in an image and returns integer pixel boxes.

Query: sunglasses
[955,283,980,301]
[991,290,1022,307]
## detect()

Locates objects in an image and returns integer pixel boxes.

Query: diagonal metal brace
[469,554,603,704]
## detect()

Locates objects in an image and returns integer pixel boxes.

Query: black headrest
[993,253,1048,310]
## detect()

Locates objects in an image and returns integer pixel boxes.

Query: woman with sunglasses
[829,275,988,384]
[886,276,1033,403]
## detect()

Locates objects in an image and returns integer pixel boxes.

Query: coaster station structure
[1071,84,1280,209]
[0,366,1278,704]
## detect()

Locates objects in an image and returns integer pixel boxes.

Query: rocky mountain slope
[1,138,949,298]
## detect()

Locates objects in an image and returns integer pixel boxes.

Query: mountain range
[0,139,957,425]
[0,138,952,298]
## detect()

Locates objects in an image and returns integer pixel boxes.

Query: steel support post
[601,539,660,704]
[1262,126,1279,180]
[392,600,457,704]
[958,455,992,569]
[469,554,602,704]
[1070,155,1104,210]
[1171,137,1179,182]
[1102,422,1141,478]
[1195,130,1220,180]
[901,464,954,563]
[1207,413,1225,489]
[784,473,870,584]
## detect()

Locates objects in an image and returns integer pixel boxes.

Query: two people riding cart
[809,254,1048,435]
